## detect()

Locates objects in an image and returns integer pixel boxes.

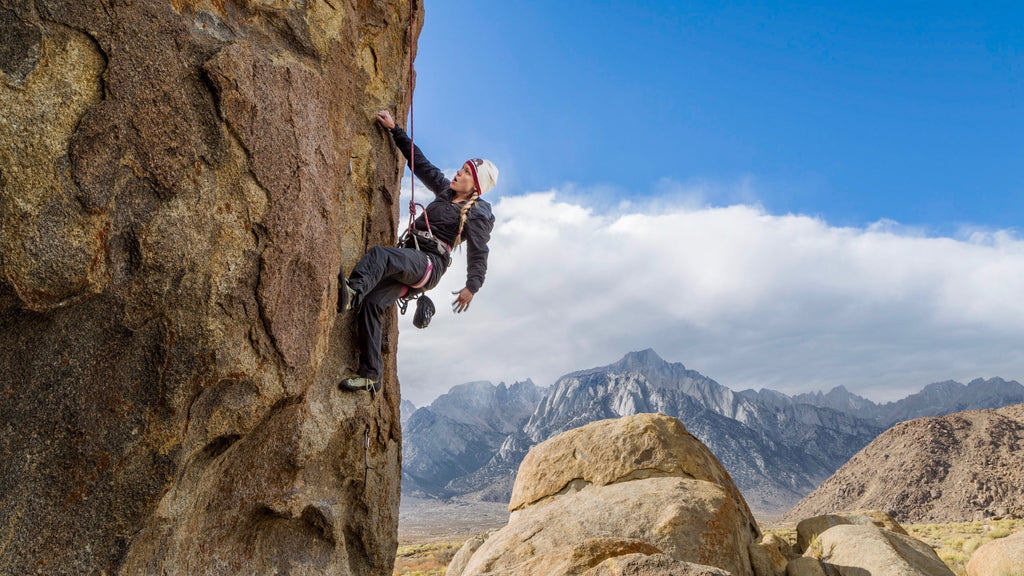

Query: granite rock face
[0,1,420,574]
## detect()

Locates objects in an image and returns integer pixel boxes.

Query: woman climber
[336,110,497,395]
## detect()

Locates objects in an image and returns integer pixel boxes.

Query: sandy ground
[398,497,510,544]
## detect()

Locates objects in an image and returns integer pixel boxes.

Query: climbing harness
[399,229,452,264]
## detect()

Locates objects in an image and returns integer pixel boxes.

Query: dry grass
[762,525,797,545]
[906,518,1024,576]
[401,518,1024,576]
[393,540,463,576]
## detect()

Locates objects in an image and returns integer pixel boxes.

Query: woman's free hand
[452,288,474,313]
[376,110,396,130]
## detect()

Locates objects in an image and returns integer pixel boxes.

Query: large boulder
[966,530,1024,576]
[814,524,954,576]
[449,414,761,576]
[795,510,907,552]
[509,412,754,517]
[1,1,419,574]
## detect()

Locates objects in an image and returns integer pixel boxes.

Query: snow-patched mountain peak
[611,348,669,370]
[524,350,759,442]
[792,385,876,412]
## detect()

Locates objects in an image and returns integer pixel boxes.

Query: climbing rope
[405,0,427,244]
[397,0,433,318]
[363,425,373,491]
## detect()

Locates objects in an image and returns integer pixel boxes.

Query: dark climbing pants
[347,246,443,381]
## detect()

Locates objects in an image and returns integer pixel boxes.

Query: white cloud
[393,185,1024,407]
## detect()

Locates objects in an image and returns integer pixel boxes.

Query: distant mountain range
[790,377,1024,428]
[401,380,544,499]
[401,349,1024,515]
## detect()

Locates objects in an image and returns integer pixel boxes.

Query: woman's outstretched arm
[377,110,450,196]
[463,214,493,294]
[451,206,495,313]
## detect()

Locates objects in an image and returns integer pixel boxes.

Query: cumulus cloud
[393,184,1024,407]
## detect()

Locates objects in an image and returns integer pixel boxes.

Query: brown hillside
[783,403,1024,524]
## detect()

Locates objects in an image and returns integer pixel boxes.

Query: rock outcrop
[784,404,1024,523]
[795,510,907,552]
[1,1,420,574]
[812,524,954,576]
[789,513,952,576]
[448,414,762,576]
[966,530,1024,576]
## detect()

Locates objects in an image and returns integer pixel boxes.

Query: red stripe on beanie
[466,160,483,195]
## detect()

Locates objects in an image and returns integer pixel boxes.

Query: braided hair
[453,191,479,250]
[452,159,484,250]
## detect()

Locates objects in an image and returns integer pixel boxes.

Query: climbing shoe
[413,295,435,329]
[339,376,381,397]
[337,273,359,313]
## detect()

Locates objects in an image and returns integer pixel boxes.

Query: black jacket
[390,126,495,294]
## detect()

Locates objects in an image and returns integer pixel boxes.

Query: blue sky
[396,1,1024,406]
[413,1,1022,230]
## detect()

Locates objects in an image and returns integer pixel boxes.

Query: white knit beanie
[467,158,498,194]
